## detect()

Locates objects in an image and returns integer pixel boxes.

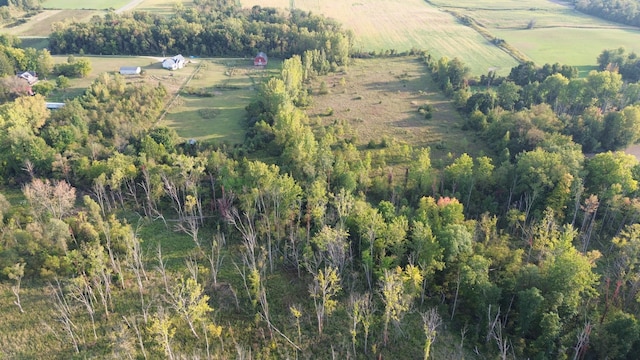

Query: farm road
[116,0,145,13]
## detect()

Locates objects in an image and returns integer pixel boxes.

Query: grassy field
[430,0,640,72]
[42,0,130,9]
[305,56,489,160]
[1,9,102,37]
[135,0,196,15]
[241,0,519,76]
[161,58,280,145]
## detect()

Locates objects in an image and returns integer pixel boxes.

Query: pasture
[305,56,488,159]
[41,0,130,10]
[161,58,279,145]
[240,0,519,76]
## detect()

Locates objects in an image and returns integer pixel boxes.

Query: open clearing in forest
[161,58,281,145]
[306,56,489,160]
[430,0,640,74]
[241,0,519,76]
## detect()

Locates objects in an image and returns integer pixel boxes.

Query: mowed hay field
[41,0,130,9]
[162,58,278,145]
[2,10,102,37]
[134,0,196,15]
[306,57,487,159]
[240,0,519,76]
[431,0,640,72]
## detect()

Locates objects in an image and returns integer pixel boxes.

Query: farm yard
[43,55,271,146]
[47,55,192,100]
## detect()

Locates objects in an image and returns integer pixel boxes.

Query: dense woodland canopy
[3,2,640,359]
[573,0,640,27]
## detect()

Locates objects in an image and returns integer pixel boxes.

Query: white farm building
[119,66,141,75]
[162,55,186,70]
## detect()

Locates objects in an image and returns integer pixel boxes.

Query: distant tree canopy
[48,4,352,65]
[0,0,41,9]
[597,47,640,82]
[573,0,640,27]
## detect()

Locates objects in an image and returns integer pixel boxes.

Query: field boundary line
[157,61,204,124]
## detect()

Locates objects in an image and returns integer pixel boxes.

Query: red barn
[254,52,268,66]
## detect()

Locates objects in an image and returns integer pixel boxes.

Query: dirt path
[116,0,145,13]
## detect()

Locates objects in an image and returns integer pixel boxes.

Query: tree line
[427,54,640,155]
[572,0,640,27]
[48,1,351,67]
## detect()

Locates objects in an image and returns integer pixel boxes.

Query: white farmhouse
[162,54,186,70]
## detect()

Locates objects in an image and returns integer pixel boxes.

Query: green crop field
[494,27,640,75]
[241,0,519,76]
[2,10,101,37]
[430,0,640,72]
[41,0,130,9]
[135,0,195,15]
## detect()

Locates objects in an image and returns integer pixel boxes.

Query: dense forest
[573,0,640,27]
[3,1,640,359]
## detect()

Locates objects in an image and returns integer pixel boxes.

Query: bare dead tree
[124,176,140,210]
[156,244,172,295]
[579,195,599,253]
[572,321,592,360]
[92,177,112,216]
[138,166,165,223]
[123,315,148,360]
[487,306,510,360]
[227,209,275,338]
[128,229,149,323]
[185,253,199,283]
[421,308,443,360]
[7,262,25,313]
[50,279,80,353]
[208,232,226,286]
[163,174,203,248]
[92,265,113,320]
[68,275,98,340]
